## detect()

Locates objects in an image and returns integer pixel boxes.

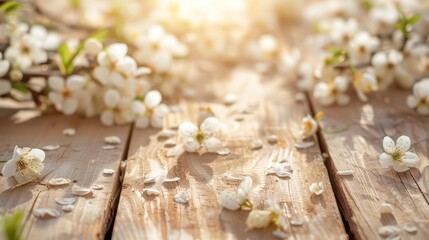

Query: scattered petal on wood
[72,185,93,196]
[217,148,230,156]
[164,139,177,148]
[62,205,74,212]
[290,220,304,226]
[33,208,61,219]
[144,176,156,184]
[42,145,60,151]
[403,223,417,233]
[144,188,160,196]
[63,128,76,136]
[48,178,72,186]
[104,136,121,145]
[223,93,238,105]
[102,145,115,150]
[378,225,400,238]
[55,197,76,205]
[92,184,105,190]
[295,141,315,149]
[380,203,393,214]
[158,129,177,138]
[337,170,353,176]
[275,169,292,178]
[164,177,180,183]
[103,168,115,175]
[250,139,263,150]
[267,135,278,144]
[225,173,246,181]
[174,192,189,204]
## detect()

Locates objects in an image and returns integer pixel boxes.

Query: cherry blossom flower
[5,34,48,71]
[329,18,358,45]
[48,75,86,115]
[379,136,420,172]
[132,90,169,128]
[179,117,222,152]
[371,50,403,90]
[348,31,380,65]
[353,69,378,102]
[300,115,318,138]
[220,177,253,210]
[1,146,45,184]
[100,89,134,126]
[407,79,429,115]
[313,75,350,106]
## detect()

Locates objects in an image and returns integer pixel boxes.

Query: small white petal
[267,135,278,144]
[62,98,78,115]
[378,225,400,238]
[250,139,263,150]
[55,197,76,205]
[380,203,393,214]
[102,145,115,150]
[201,117,221,136]
[2,159,17,177]
[164,177,180,183]
[337,170,353,176]
[48,76,65,91]
[104,89,120,108]
[396,135,411,152]
[144,90,162,108]
[72,185,93,196]
[33,208,61,219]
[103,168,115,175]
[203,137,221,152]
[403,223,418,233]
[220,192,240,210]
[42,145,60,151]
[223,93,238,105]
[92,184,105,190]
[309,182,324,195]
[174,192,189,204]
[0,80,11,95]
[217,148,230,156]
[48,178,71,186]
[144,188,160,196]
[403,152,420,167]
[62,205,74,212]
[295,141,315,149]
[63,128,76,136]
[179,122,198,139]
[66,75,85,91]
[104,136,121,145]
[383,136,396,154]
[183,140,200,152]
[379,153,393,168]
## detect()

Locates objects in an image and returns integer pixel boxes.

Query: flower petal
[403,152,420,167]
[383,136,395,154]
[2,159,17,177]
[183,140,200,152]
[144,90,162,108]
[93,66,109,85]
[104,89,120,108]
[203,137,221,152]
[392,161,409,172]
[27,148,45,162]
[100,110,114,126]
[66,75,85,91]
[220,192,240,210]
[0,60,10,78]
[179,122,198,139]
[396,135,411,152]
[0,80,11,95]
[379,153,393,168]
[48,76,65,91]
[201,117,221,136]
[62,98,78,115]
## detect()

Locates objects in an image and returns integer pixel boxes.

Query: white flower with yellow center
[348,31,380,65]
[5,34,48,71]
[48,75,86,115]
[2,146,45,184]
[407,79,429,115]
[0,52,11,96]
[245,200,286,231]
[132,90,169,129]
[313,75,350,106]
[371,50,403,90]
[300,113,321,139]
[100,89,135,126]
[379,136,420,172]
[329,18,358,44]
[179,117,222,152]
[93,43,137,88]
[220,177,253,210]
[353,69,378,102]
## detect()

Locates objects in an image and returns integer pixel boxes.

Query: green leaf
[2,210,24,240]
[57,43,72,74]
[69,0,80,8]
[0,2,23,15]
[89,29,108,42]
[11,82,29,93]
[407,14,420,25]
[362,0,373,11]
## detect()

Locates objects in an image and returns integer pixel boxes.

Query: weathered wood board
[0,110,131,239]
[112,69,346,239]
[310,87,429,240]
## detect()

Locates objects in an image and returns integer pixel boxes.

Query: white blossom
[407,79,429,115]
[179,117,222,152]
[220,177,253,210]
[245,210,274,230]
[353,69,378,102]
[132,90,169,129]
[300,115,318,138]
[309,182,324,195]
[313,75,350,106]
[371,50,403,90]
[379,136,420,172]
[5,35,48,70]
[1,146,45,184]
[348,31,380,65]
[48,75,86,115]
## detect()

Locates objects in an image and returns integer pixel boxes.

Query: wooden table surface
[0,67,428,240]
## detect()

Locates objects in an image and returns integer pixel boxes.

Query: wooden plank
[0,111,131,239]
[310,87,429,239]
[113,69,346,239]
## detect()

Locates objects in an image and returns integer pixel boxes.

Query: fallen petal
[144,188,160,196]
[217,148,231,156]
[62,205,74,212]
[164,177,180,183]
[48,178,71,186]
[33,208,61,219]
[92,184,105,190]
[267,135,278,144]
[102,145,115,150]
[55,197,76,205]
[337,170,353,176]
[250,140,263,150]
[104,136,121,145]
[63,128,76,136]
[403,223,417,233]
[295,141,315,149]
[103,168,115,175]
[42,145,60,151]
[174,192,189,204]
[72,185,92,196]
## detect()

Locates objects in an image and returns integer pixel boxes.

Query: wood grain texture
[0,111,131,240]
[113,69,346,239]
[310,87,429,240]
